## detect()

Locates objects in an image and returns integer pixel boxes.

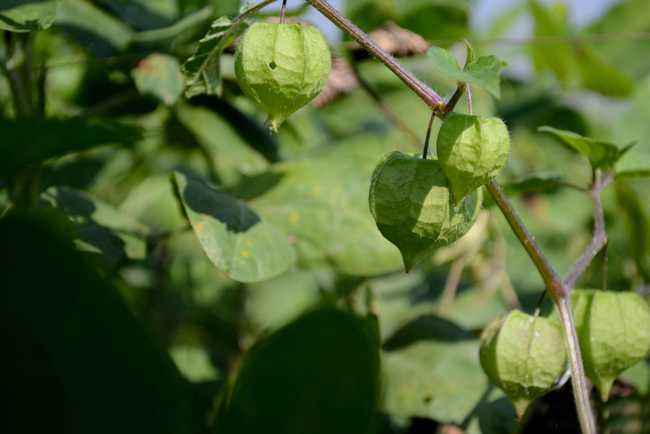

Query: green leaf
[0,118,142,178]
[94,0,177,31]
[383,338,517,430]
[183,16,246,98]
[539,126,633,170]
[119,175,187,233]
[41,186,150,267]
[528,0,578,85]
[240,135,404,276]
[0,209,194,434]
[528,0,633,97]
[246,270,321,333]
[172,171,296,283]
[175,102,270,185]
[504,174,566,195]
[169,346,220,383]
[427,46,506,98]
[218,307,381,434]
[617,170,650,179]
[0,0,59,32]
[132,53,184,105]
[575,45,634,98]
[585,0,650,78]
[620,360,650,395]
[369,151,483,271]
[480,310,567,417]
[56,0,134,55]
[132,6,213,45]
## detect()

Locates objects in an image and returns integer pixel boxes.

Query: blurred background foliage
[1,0,650,433]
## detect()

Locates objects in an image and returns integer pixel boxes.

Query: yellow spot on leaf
[288,211,300,224]
[241,250,251,258]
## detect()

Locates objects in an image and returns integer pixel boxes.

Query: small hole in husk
[269,61,277,70]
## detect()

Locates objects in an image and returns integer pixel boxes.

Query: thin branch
[306,0,446,113]
[485,179,567,299]
[442,84,465,116]
[421,111,436,159]
[564,171,614,290]
[239,0,278,22]
[440,256,468,307]
[348,57,421,146]
[280,0,288,23]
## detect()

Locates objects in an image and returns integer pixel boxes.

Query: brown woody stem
[305,0,597,432]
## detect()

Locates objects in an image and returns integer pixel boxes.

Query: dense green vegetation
[2,1,650,433]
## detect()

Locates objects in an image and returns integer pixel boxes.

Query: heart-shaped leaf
[427,46,506,98]
[172,171,295,283]
[539,126,635,170]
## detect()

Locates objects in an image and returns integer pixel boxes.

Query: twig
[280,0,288,23]
[306,0,446,113]
[306,1,597,432]
[348,57,421,146]
[421,111,436,159]
[564,171,614,290]
[234,0,279,28]
[440,256,468,307]
[485,180,567,298]
[602,243,609,292]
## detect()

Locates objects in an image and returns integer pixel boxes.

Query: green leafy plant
[2,1,650,434]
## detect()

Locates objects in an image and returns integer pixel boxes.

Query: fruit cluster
[480,290,650,416]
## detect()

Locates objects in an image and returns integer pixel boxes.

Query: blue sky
[268,0,619,40]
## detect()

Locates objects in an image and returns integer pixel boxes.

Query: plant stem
[564,170,613,290]
[421,111,435,159]
[306,0,446,113]
[348,56,421,146]
[556,297,598,434]
[238,0,279,24]
[306,0,597,431]
[280,0,288,23]
[485,180,566,298]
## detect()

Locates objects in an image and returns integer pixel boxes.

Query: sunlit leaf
[504,174,566,195]
[0,0,59,32]
[539,126,633,170]
[41,186,150,267]
[240,135,404,276]
[132,53,184,105]
[172,171,296,283]
[427,46,505,98]
[183,16,248,98]
[56,0,134,55]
